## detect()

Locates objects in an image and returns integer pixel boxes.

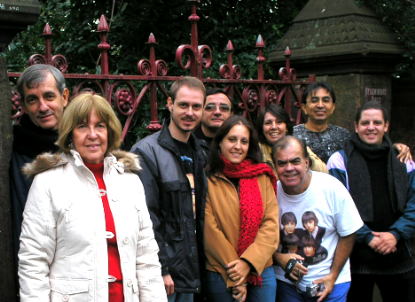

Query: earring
[68,137,74,149]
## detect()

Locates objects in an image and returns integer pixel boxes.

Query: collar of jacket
[157,120,200,156]
[70,150,124,173]
[23,149,141,178]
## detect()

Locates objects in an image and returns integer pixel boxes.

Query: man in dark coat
[10,64,69,259]
[328,101,415,301]
[131,77,207,302]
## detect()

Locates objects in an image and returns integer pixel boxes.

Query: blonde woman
[18,93,166,302]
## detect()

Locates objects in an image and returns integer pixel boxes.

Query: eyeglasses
[204,103,231,112]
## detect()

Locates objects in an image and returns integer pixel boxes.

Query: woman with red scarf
[204,115,279,302]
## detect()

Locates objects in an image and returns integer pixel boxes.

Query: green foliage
[363,0,415,77]
[5,0,307,77]
[6,0,414,77]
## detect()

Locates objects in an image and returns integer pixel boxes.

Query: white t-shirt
[275,171,363,289]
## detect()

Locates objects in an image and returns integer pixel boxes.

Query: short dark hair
[355,100,389,124]
[16,64,66,98]
[256,103,294,144]
[272,135,310,165]
[206,87,233,109]
[206,87,227,97]
[206,115,261,175]
[281,212,297,225]
[302,211,318,226]
[169,76,206,101]
[302,82,336,104]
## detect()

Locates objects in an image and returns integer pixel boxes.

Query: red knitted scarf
[221,156,276,286]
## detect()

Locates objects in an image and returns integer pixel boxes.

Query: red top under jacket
[86,162,124,302]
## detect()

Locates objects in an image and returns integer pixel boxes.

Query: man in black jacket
[10,64,69,263]
[131,76,206,302]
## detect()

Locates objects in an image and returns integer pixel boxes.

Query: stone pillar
[269,0,404,134]
[0,56,16,301]
[0,1,41,51]
[0,2,41,300]
[315,74,392,131]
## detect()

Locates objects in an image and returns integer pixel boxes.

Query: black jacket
[10,115,58,259]
[130,123,207,293]
[193,126,211,163]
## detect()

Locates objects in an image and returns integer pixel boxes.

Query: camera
[305,282,325,298]
[284,259,308,282]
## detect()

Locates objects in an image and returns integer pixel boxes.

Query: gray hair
[16,64,66,97]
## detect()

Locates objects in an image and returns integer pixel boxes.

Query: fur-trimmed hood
[23,149,141,177]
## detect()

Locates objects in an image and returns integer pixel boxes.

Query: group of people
[9,64,415,302]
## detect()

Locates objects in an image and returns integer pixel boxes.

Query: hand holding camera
[309,272,337,302]
[283,257,308,282]
[305,282,325,298]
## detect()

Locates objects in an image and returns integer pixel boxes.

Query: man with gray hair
[10,64,69,258]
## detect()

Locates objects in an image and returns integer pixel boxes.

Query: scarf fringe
[247,274,263,287]
[221,156,275,288]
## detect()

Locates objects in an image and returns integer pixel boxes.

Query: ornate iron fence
[7,0,315,145]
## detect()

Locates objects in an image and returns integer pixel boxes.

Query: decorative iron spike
[226,40,234,52]
[97,15,109,32]
[43,23,52,36]
[284,46,292,57]
[256,34,265,48]
[147,33,157,45]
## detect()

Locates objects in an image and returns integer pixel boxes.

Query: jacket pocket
[50,279,89,302]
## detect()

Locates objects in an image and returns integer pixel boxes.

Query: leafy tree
[5,0,415,77]
[4,0,307,78]
[7,0,414,147]
[4,0,311,147]
[363,0,415,77]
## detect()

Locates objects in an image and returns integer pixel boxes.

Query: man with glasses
[194,88,232,157]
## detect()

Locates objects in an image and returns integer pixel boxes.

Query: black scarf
[345,133,408,222]
[13,114,59,158]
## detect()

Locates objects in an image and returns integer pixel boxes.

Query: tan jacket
[204,173,279,288]
[259,142,328,174]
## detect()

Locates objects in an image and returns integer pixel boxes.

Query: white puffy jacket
[18,150,167,302]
